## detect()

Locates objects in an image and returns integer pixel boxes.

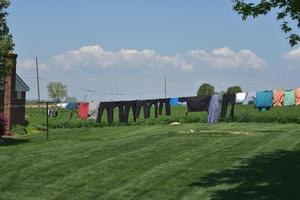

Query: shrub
[0,113,7,136]
[12,125,27,135]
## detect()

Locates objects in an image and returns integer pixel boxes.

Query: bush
[12,125,27,135]
[0,113,7,136]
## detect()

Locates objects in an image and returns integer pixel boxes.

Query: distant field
[1,123,300,200]
[24,104,300,130]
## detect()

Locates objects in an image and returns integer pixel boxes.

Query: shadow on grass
[190,150,300,200]
[0,137,29,146]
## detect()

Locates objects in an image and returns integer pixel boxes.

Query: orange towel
[296,88,300,105]
[273,89,284,107]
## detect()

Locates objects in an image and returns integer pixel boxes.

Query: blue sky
[7,0,300,101]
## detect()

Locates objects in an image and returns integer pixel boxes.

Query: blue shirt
[255,91,273,111]
[170,97,179,106]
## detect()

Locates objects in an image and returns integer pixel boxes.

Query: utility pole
[164,78,167,98]
[36,57,40,102]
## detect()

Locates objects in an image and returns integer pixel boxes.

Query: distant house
[0,54,30,135]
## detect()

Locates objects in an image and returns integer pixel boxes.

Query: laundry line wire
[21,77,164,96]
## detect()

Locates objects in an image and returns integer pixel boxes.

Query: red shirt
[79,103,89,119]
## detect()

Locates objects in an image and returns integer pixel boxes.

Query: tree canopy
[47,82,68,103]
[197,83,215,96]
[227,85,243,94]
[0,0,14,80]
[233,0,300,46]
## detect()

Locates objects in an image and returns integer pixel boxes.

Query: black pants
[148,99,159,118]
[135,100,150,119]
[220,94,236,121]
[186,96,211,113]
[97,102,115,125]
[158,98,171,116]
[121,101,137,123]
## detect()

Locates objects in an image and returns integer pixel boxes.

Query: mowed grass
[1,122,300,200]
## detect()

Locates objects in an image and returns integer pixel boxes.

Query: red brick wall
[0,90,3,112]
[3,54,17,135]
[12,91,26,126]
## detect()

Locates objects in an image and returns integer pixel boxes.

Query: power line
[21,76,164,96]
[35,57,40,102]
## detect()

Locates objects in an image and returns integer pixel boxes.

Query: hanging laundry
[97,102,116,125]
[66,102,78,110]
[186,96,212,113]
[135,100,150,119]
[122,101,138,123]
[283,89,295,106]
[158,98,171,116]
[235,92,247,103]
[79,103,89,119]
[295,88,300,106]
[57,103,68,109]
[243,92,256,105]
[255,91,273,111]
[273,89,284,107]
[170,97,179,106]
[148,99,159,118]
[220,94,236,120]
[48,109,58,117]
[208,95,222,124]
[88,101,100,119]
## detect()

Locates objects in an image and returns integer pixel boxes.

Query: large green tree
[0,0,14,81]
[47,82,68,103]
[233,0,300,46]
[197,83,215,96]
[227,85,242,94]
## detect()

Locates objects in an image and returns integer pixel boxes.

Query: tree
[47,82,68,103]
[227,85,242,94]
[197,83,215,96]
[233,0,300,46]
[65,96,77,103]
[0,0,14,82]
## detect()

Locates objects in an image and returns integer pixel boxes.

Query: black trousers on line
[158,98,171,116]
[220,94,236,121]
[135,100,150,119]
[97,102,115,125]
[148,99,159,118]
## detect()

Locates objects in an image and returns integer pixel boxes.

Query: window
[17,91,22,99]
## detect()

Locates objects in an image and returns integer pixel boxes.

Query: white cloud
[18,59,47,70]
[284,47,300,61]
[48,45,193,71]
[187,47,266,70]
[18,45,266,72]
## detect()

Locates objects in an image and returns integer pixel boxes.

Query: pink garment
[273,89,284,107]
[296,88,300,105]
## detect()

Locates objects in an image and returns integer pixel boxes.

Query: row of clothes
[96,99,172,125]
[57,102,79,110]
[59,94,236,124]
[235,88,300,111]
[176,94,236,123]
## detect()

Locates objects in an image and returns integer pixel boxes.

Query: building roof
[16,74,30,92]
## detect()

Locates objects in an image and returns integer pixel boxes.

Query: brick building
[0,54,30,135]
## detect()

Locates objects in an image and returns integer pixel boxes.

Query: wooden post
[46,102,49,140]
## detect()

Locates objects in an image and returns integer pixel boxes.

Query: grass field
[1,123,300,199]
[24,104,300,131]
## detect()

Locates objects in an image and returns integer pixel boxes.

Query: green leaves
[0,0,14,80]
[233,0,300,47]
[47,82,68,103]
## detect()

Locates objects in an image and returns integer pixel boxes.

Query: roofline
[16,74,30,92]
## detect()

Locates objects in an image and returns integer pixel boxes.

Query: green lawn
[1,122,300,199]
